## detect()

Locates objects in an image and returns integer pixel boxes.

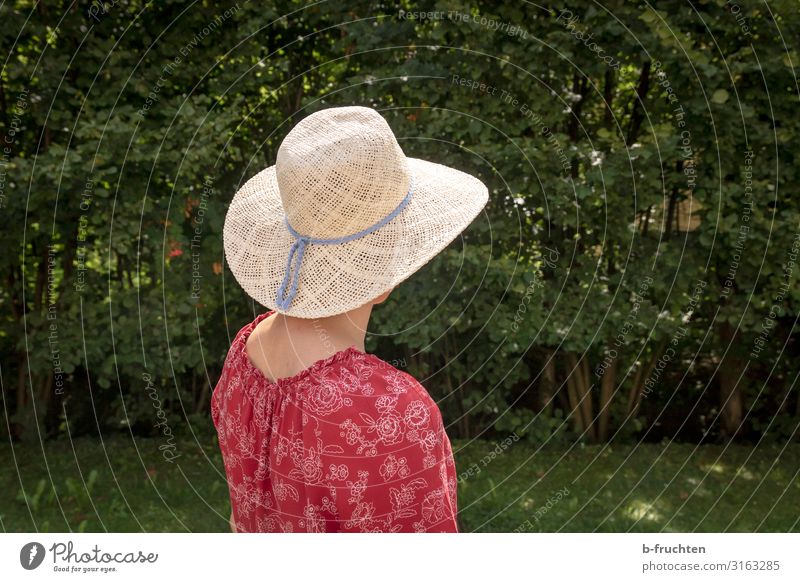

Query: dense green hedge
[2,1,799,445]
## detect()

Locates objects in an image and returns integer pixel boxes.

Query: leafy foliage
[1,1,799,446]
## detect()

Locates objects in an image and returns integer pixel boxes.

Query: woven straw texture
[223,106,489,318]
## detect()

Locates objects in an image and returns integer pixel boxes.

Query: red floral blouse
[211,311,459,533]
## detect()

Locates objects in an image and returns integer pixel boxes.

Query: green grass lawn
[1,433,798,532]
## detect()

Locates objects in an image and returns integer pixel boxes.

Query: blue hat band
[275,175,415,311]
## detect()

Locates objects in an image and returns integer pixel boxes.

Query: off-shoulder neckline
[237,311,372,388]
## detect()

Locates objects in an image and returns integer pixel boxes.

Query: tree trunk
[16,353,27,412]
[195,374,211,415]
[578,355,596,441]
[598,356,618,442]
[717,322,745,438]
[9,364,22,440]
[539,349,556,415]
[641,205,652,237]
[556,376,571,413]
[603,69,616,129]
[626,61,651,146]
[566,352,596,441]
[664,161,682,239]
[443,334,469,439]
[626,337,668,417]
[795,381,800,417]
[563,355,584,434]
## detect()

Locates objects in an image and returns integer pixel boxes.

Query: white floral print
[211,311,459,533]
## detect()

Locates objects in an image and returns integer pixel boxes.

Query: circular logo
[20,542,46,570]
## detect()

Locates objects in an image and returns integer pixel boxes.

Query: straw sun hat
[222,105,489,319]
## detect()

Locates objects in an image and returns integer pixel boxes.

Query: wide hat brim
[223,157,488,318]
